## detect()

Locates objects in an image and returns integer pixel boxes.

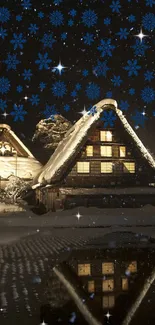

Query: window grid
[86,146,93,157]
[78,264,91,276]
[100,131,112,142]
[103,295,115,308]
[88,280,95,293]
[100,146,112,157]
[77,162,90,173]
[123,162,135,173]
[102,263,114,275]
[120,146,126,157]
[102,279,114,292]
[101,162,113,173]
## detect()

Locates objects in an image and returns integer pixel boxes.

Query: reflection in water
[42,233,155,325]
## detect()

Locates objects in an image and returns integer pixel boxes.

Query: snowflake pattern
[49,10,64,26]
[86,83,100,100]
[93,60,110,77]
[41,33,56,48]
[124,59,141,76]
[0,77,10,94]
[97,39,116,57]
[131,110,148,127]
[141,87,155,103]
[10,104,27,121]
[4,53,20,71]
[10,33,26,50]
[81,9,97,28]
[100,110,117,127]
[51,81,67,97]
[35,53,52,70]
[0,7,10,23]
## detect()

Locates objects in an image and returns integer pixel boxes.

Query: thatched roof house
[32,98,155,189]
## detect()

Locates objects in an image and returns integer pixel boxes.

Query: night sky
[0,0,155,155]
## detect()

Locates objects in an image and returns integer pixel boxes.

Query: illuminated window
[126,261,137,273]
[101,162,113,173]
[122,278,128,291]
[103,295,115,308]
[120,146,126,157]
[77,162,90,173]
[102,263,114,275]
[102,279,114,292]
[88,280,95,293]
[86,146,93,157]
[100,131,112,142]
[100,146,112,157]
[78,264,91,276]
[123,162,135,173]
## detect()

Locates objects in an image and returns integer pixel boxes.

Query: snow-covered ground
[1,204,155,227]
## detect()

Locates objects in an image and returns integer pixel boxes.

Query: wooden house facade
[32,99,155,211]
[0,124,42,189]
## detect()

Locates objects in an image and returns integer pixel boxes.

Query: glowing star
[78,106,87,116]
[2,111,9,118]
[24,96,28,100]
[142,111,146,115]
[105,311,112,320]
[53,60,66,75]
[40,321,47,325]
[75,212,82,220]
[134,29,148,43]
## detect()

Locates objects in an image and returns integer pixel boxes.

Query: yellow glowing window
[88,280,95,293]
[102,279,114,292]
[100,131,112,142]
[77,162,90,173]
[103,295,115,308]
[78,264,91,276]
[101,162,113,173]
[123,162,135,173]
[120,146,126,157]
[100,146,112,157]
[86,146,93,156]
[122,278,128,291]
[102,263,114,275]
[126,261,137,273]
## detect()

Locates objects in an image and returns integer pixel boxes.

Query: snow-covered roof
[0,124,34,158]
[32,98,155,188]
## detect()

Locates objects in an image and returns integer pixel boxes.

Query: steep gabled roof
[32,98,155,188]
[0,124,34,158]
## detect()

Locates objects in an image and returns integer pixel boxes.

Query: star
[36,229,40,232]
[24,96,28,100]
[142,111,146,115]
[0,308,3,312]
[1,111,9,118]
[40,321,47,325]
[78,106,87,116]
[105,311,112,320]
[75,211,82,220]
[53,60,67,75]
[134,28,148,43]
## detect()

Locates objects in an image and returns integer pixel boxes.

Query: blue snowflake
[61,32,67,40]
[88,105,97,116]
[29,94,40,106]
[64,104,70,112]
[93,59,110,77]
[129,88,135,95]
[97,39,115,57]
[41,33,56,48]
[0,77,10,94]
[85,83,100,100]
[75,83,81,90]
[21,0,32,10]
[28,24,39,34]
[53,0,63,4]
[82,69,89,77]
[141,87,155,103]
[0,27,7,39]
[119,100,129,111]
[0,7,10,23]
[83,33,94,45]
[17,85,23,93]
[124,59,141,76]
[144,70,154,81]
[39,82,46,91]
[128,14,136,22]
[106,91,113,98]
[81,9,98,28]
[16,15,22,21]
[0,99,7,111]
[52,81,67,97]
[131,39,150,56]
[4,53,20,71]
[110,1,121,13]
[145,0,155,7]
[104,17,111,25]
[71,90,77,97]
[10,104,27,122]
[111,75,122,86]
[43,104,57,119]
[22,69,32,81]
[35,53,52,70]
[49,10,64,26]
[100,110,116,127]
[131,110,148,127]
[38,11,44,19]
[69,9,77,17]
[116,28,129,40]
[142,13,155,31]
[68,19,74,26]
[10,33,26,50]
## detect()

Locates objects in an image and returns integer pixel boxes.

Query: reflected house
[0,124,42,189]
[32,99,155,211]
